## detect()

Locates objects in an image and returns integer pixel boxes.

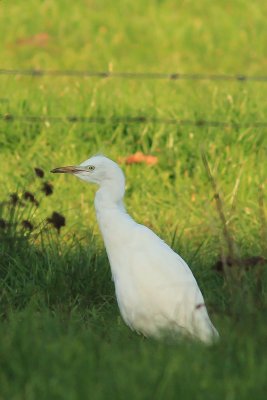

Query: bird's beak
[51,166,87,174]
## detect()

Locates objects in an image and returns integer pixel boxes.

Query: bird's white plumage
[54,155,219,343]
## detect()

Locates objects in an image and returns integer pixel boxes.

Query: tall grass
[0,0,267,398]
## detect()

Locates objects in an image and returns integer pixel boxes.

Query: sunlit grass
[0,1,267,399]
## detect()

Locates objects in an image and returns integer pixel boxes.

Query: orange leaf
[124,152,158,166]
[16,33,50,47]
[144,155,158,165]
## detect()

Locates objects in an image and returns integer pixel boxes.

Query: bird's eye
[86,165,95,171]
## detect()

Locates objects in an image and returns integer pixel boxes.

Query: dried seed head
[42,182,53,196]
[21,220,34,231]
[23,191,39,206]
[47,212,65,233]
[9,193,19,205]
[24,191,35,202]
[34,167,44,178]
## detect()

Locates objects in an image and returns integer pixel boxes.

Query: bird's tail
[193,306,219,344]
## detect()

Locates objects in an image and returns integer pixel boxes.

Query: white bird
[52,155,219,343]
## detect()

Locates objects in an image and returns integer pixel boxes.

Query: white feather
[54,155,219,343]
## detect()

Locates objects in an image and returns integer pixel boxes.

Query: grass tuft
[0,1,267,398]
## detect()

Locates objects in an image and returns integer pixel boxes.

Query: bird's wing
[130,224,205,307]
[124,224,218,342]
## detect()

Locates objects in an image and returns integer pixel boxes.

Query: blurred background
[0,1,266,399]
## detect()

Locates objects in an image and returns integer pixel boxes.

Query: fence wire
[1,69,267,81]
[1,113,267,128]
[1,69,266,127]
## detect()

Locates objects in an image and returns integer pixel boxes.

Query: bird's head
[51,155,125,189]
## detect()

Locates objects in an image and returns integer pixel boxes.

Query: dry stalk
[258,183,267,257]
[201,150,235,269]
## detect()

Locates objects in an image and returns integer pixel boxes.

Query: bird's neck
[95,180,125,209]
[94,183,134,260]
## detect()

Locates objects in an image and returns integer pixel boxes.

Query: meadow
[0,1,267,399]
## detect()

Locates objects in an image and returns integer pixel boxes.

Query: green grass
[0,0,267,398]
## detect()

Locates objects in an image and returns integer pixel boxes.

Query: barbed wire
[1,113,267,128]
[1,69,267,81]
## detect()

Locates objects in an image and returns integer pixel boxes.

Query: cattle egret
[51,155,219,343]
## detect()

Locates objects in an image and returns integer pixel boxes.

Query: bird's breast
[96,207,135,247]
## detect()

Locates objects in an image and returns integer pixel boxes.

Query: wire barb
[1,69,267,81]
[1,113,267,128]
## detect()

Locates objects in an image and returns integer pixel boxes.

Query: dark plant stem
[201,151,236,270]
[258,183,267,257]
